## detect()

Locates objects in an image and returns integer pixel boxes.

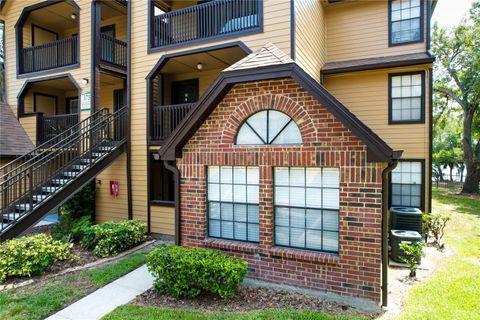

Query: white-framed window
[207,166,259,243]
[390,72,424,123]
[390,0,423,45]
[274,167,340,253]
[391,161,423,208]
[235,110,302,145]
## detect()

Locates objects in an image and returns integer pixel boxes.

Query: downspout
[381,159,399,307]
[164,160,181,246]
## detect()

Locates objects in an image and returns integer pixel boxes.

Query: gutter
[381,159,399,307]
[164,160,181,246]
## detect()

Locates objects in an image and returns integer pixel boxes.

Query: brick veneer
[176,78,387,302]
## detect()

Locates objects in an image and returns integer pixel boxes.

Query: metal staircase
[0,106,128,240]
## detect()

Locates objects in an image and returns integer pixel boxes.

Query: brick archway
[220,93,318,145]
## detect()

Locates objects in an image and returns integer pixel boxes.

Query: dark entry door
[113,89,125,112]
[113,89,125,139]
[101,25,115,64]
[171,79,199,104]
[66,97,79,114]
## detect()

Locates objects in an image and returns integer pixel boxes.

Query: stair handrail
[0,106,128,228]
[0,107,125,187]
[1,108,110,176]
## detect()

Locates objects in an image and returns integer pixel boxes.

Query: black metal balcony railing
[100,34,128,68]
[21,36,78,74]
[39,114,80,145]
[151,103,195,142]
[152,0,261,48]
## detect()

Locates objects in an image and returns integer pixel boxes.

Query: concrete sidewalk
[46,264,153,320]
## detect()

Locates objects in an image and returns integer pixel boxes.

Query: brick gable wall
[176,78,386,302]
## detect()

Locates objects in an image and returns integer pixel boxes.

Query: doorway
[171,79,198,104]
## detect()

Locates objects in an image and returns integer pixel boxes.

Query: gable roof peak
[223,43,294,72]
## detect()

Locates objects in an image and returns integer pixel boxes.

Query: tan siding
[101,16,127,42]
[325,1,428,62]
[95,154,129,224]
[324,66,432,211]
[163,69,221,104]
[4,0,92,121]
[150,206,175,235]
[295,0,326,81]
[130,0,292,233]
[18,114,37,144]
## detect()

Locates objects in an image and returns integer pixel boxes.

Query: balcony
[151,0,262,49]
[39,114,79,145]
[151,103,195,142]
[21,36,78,74]
[100,34,127,68]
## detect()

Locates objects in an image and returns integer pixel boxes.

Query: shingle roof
[223,42,294,72]
[321,52,435,75]
[0,103,34,158]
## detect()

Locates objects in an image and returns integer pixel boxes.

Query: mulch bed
[133,287,375,318]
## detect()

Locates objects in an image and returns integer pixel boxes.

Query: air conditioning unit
[390,207,423,233]
[390,229,422,263]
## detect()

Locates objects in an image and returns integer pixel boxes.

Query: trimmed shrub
[147,245,248,299]
[82,220,146,257]
[400,241,423,277]
[52,183,96,242]
[0,234,76,283]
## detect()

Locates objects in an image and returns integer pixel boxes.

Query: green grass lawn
[0,253,146,320]
[397,188,480,320]
[102,305,366,320]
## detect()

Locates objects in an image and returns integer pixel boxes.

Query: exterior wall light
[81,78,89,85]
[197,62,203,71]
[71,13,77,20]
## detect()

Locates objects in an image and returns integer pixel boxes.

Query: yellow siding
[295,0,326,81]
[4,0,92,121]
[324,66,431,211]
[95,154,129,224]
[130,0,292,233]
[325,1,428,62]
[18,114,37,144]
[150,206,175,235]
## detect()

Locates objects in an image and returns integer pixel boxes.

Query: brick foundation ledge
[203,238,260,254]
[269,247,340,265]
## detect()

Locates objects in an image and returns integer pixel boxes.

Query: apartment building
[0,0,435,306]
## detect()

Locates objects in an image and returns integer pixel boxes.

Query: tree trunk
[462,163,480,193]
[461,110,480,194]
[449,165,454,182]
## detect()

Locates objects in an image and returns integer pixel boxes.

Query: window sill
[150,200,175,207]
[270,247,340,265]
[203,238,260,254]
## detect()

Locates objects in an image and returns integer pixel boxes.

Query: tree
[432,2,480,193]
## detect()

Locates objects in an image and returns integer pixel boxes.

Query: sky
[432,0,474,28]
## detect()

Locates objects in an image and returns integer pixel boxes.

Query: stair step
[42,186,59,193]
[80,159,93,164]
[33,194,48,202]
[2,212,22,222]
[51,178,70,185]
[97,146,114,152]
[92,152,106,158]
[72,164,88,171]
[63,172,78,178]
[15,203,32,211]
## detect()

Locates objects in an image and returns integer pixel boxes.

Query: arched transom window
[235,110,302,145]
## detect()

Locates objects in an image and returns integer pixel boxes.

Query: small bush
[147,245,247,299]
[52,183,96,242]
[0,234,76,283]
[82,220,146,257]
[423,213,450,248]
[400,241,423,277]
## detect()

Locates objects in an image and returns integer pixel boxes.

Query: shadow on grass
[432,188,480,217]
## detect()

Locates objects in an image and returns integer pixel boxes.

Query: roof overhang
[321,52,435,75]
[158,63,402,163]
